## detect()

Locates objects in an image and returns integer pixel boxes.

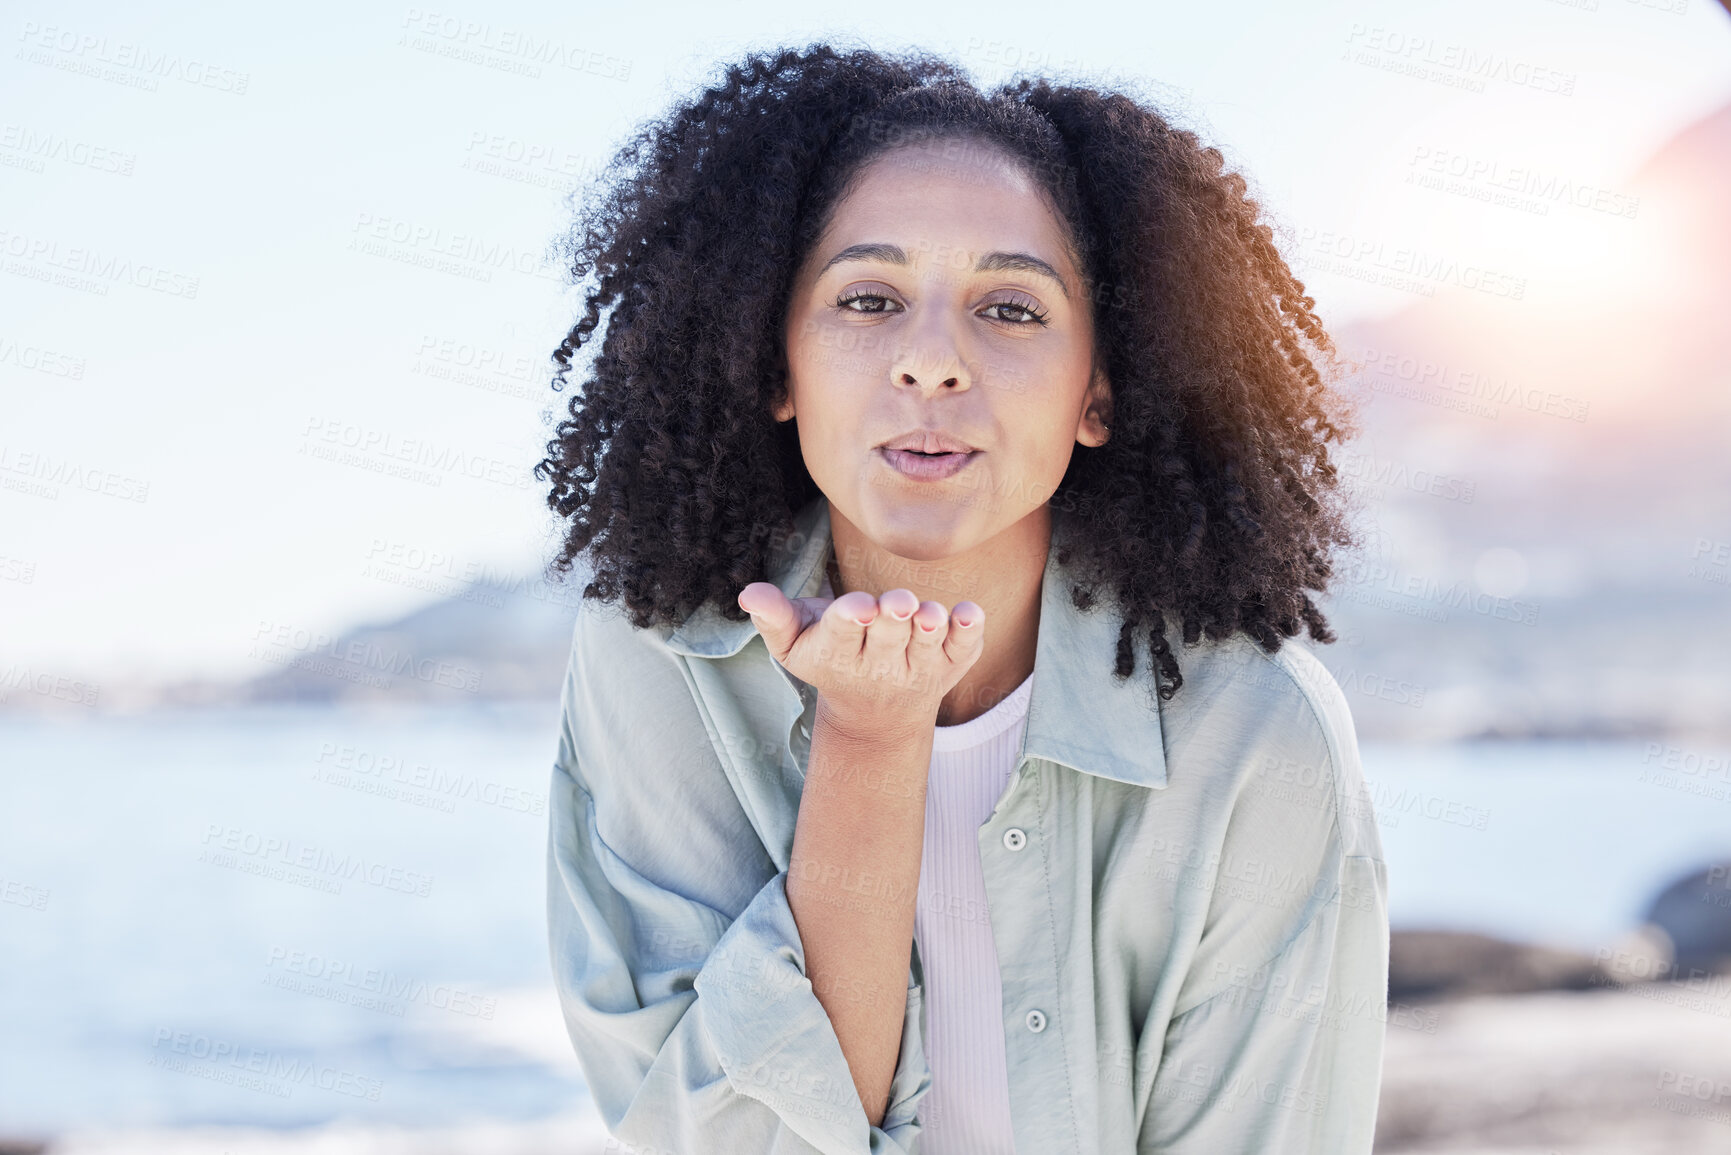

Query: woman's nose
[890,343,973,396]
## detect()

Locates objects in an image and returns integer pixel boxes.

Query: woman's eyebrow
[817,243,1070,300]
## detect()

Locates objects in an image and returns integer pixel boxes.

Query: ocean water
[1,706,1726,1136]
[0,703,585,1136]
[1355,737,1731,949]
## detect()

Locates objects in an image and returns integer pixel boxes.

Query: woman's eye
[836,292,900,314]
[983,300,1049,326]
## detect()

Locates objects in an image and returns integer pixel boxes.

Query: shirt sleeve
[1136,853,1389,1153]
[546,602,934,1155]
[1137,644,1390,1154]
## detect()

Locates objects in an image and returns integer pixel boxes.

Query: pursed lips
[876,445,979,481]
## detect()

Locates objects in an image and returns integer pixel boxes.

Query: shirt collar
[664,496,1169,790]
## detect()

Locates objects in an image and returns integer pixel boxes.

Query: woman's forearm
[787,697,935,1127]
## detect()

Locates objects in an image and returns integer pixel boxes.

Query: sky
[3,0,1729,688]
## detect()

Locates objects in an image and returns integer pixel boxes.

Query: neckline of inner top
[933,671,1034,752]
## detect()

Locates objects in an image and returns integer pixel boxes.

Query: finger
[861,588,918,689]
[941,600,985,666]
[818,590,879,672]
[906,599,949,661]
[738,582,797,660]
[787,594,836,637]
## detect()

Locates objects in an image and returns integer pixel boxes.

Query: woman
[537,43,1386,1155]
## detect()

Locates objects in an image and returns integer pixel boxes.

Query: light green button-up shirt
[547,495,1389,1154]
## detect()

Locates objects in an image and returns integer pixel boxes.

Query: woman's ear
[1076,364,1114,448]
[771,362,795,422]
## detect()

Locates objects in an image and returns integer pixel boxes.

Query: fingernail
[918,621,937,633]
[957,616,977,629]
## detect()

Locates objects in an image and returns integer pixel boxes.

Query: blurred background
[3,1,1729,1151]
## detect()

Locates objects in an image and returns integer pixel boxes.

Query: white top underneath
[916,670,1032,1154]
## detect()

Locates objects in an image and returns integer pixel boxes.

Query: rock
[1375,982,1731,1154]
[1643,861,1731,977]
[1389,929,1604,1001]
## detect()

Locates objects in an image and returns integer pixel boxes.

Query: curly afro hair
[535,43,1359,700]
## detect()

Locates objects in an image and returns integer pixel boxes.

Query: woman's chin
[856,500,984,563]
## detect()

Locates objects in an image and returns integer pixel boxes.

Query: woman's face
[778,136,1111,564]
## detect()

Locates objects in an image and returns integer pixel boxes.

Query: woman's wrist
[813,692,937,753]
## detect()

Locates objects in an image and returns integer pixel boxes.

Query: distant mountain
[231,574,585,705]
[1308,98,1731,740]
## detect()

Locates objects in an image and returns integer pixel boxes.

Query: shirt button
[799,723,811,739]
[1002,828,1027,851]
[1025,1009,1047,1033]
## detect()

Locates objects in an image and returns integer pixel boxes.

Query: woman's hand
[737,582,985,734]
